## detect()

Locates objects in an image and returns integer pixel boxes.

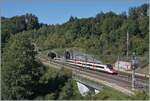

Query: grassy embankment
[41,65,149,100]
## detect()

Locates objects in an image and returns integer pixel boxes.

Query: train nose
[112,68,118,74]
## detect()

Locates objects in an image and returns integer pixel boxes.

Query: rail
[38,57,149,93]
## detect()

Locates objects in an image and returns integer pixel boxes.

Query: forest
[1,4,149,100]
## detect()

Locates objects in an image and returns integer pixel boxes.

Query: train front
[107,64,118,74]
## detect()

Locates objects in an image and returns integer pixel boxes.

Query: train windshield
[107,64,113,69]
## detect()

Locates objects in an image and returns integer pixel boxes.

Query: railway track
[118,71,149,80]
[39,57,149,91]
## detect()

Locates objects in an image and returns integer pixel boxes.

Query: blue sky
[1,0,148,24]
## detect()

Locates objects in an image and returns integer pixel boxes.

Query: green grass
[87,86,149,100]
[40,64,149,100]
[93,86,129,100]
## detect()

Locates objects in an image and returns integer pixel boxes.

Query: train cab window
[107,64,113,69]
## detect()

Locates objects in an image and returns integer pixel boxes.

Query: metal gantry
[131,52,138,90]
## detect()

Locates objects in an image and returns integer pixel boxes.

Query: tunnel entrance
[64,51,71,59]
[48,52,56,59]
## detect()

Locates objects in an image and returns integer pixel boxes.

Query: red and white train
[66,59,117,74]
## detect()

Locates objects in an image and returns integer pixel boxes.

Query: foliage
[1,33,45,99]
[1,3,149,100]
[58,79,83,100]
[34,67,73,100]
[1,13,39,47]
[93,87,128,100]
[32,3,148,58]
[1,4,148,58]
[129,91,149,100]
[83,86,149,100]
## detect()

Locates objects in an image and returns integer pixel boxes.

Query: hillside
[1,3,149,100]
[2,4,149,57]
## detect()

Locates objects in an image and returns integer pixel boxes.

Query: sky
[1,0,149,24]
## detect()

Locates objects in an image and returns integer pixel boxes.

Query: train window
[107,64,113,69]
[85,64,92,66]
[96,65,104,68]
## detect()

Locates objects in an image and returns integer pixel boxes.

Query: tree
[1,13,39,48]
[58,79,82,100]
[69,16,75,22]
[2,33,45,100]
[136,4,149,16]
[130,37,148,55]
[25,13,39,30]
[129,7,138,19]
[128,3,148,19]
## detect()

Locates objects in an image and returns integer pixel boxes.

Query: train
[49,50,117,74]
[66,59,117,74]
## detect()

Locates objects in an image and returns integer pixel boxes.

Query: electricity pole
[127,31,129,59]
[118,56,120,71]
[131,52,137,90]
[132,67,135,90]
